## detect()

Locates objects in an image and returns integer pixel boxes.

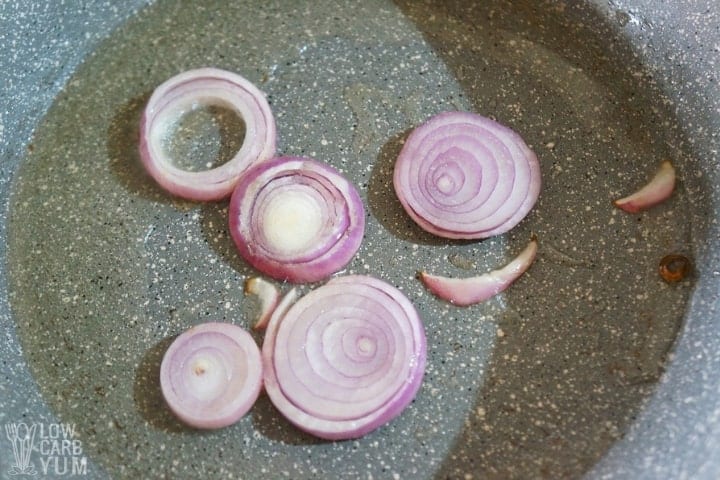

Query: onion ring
[229,156,365,283]
[393,111,541,239]
[160,322,262,429]
[262,275,426,440]
[139,68,276,201]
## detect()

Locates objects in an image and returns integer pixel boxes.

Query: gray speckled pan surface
[1,1,718,479]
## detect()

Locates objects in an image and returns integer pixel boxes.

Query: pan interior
[6,0,695,478]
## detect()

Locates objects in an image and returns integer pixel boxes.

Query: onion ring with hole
[139,68,276,201]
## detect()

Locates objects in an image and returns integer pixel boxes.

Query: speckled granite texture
[0,1,718,479]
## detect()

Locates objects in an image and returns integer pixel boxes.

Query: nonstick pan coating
[1,1,718,478]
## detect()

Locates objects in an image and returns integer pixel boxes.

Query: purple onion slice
[613,160,675,213]
[229,156,365,283]
[262,275,426,440]
[420,235,538,306]
[393,111,541,239]
[160,322,262,429]
[140,68,276,201]
[244,277,280,331]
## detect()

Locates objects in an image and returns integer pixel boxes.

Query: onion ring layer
[244,277,280,330]
[140,68,276,201]
[613,160,675,213]
[420,235,538,306]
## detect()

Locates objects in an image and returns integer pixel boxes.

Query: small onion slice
[244,277,280,330]
[160,322,262,429]
[613,160,676,213]
[393,111,541,239]
[229,156,365,283]
[420,236,538,306]
[262,275,426,440]
[139,68,276,201]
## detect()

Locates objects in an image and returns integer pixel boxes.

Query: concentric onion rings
[229,156,365,283]
[262,275,426,440]
[160,322,262,429]
[393,111,541,239]
[139,67,276,201]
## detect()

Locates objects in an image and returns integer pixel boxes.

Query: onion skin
[229,156,365,283]
[262,275,426,440]
[159,322,262,429]
[613,160,675,213]
[420,236,538,306]
[139,68,276,201]
[244,277,280,331]
[393,111,541,239]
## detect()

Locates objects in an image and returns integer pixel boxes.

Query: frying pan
[1,0,718,478]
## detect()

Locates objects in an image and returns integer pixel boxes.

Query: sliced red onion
[262,275,426,440]
[229,156,365,283]
[613,160,676,213]
[420,236,538,306]
[268,287,299,325]
[139,68,276,201]
[393,111,541,239]
[160,322,262,429]
[244,277,280,330]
